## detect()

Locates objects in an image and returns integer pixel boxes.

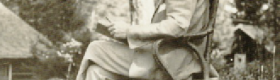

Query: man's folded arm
[127,0,197,39]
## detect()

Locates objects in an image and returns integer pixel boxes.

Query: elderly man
[77,0,213,80]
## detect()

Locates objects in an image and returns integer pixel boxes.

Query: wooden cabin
[0,2,51,80]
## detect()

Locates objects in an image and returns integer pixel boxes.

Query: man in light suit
[76,0,215,80]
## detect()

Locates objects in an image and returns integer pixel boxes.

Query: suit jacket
[127,0,209,51]
[127,0,212,79]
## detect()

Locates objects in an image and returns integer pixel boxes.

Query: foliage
[0,0,90,79]
[213,0,280,79]
[214,53,280,80]
[233,0,277,52]
[212,0,278,57]
[1,0,92,43]
[0,0,129,79]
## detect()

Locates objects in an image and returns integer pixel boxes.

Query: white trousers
[76,40,199,80]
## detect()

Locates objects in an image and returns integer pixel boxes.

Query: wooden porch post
[8,63,12,80]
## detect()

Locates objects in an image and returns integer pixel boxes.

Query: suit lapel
[151,0,164,22]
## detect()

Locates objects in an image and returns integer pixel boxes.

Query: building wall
[0,60,35,80]
[0,64,9,80]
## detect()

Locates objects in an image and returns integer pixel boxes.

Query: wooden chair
[150,0,220,80]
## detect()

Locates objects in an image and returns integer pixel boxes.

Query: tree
[0,0,90,79]
[212,0,279,79]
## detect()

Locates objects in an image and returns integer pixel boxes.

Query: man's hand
[108,22,130,39]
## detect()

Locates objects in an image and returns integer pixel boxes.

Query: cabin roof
[0,2,51,59]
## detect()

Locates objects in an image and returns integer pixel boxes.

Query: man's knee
[85,41,110,55]
[87,41,106,49]
[86,65,104,80]
[83,41,106,57]
[86,65,98,76]
[86,65,129,80]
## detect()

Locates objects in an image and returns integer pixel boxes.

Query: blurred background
[0,0,279,80]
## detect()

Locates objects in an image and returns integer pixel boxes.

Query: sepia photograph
[0,0,279,80]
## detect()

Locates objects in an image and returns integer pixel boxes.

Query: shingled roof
[0,2,51,59]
